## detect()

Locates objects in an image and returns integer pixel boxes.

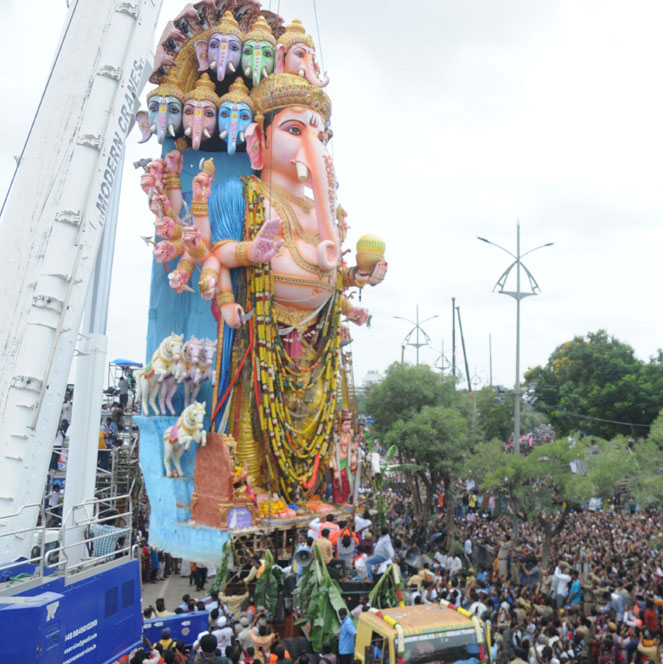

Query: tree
[525,330,663,439]
[365,363,472,538]
[385,404,471,544]
[365,363,461,440]
[465,437,594,566]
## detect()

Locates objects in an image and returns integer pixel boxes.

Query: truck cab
[355,602,492,664]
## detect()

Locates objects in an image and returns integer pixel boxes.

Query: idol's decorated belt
[272,271,335,291]
[273,301,320,328]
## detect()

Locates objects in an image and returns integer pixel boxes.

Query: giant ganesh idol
[134,3,386,552]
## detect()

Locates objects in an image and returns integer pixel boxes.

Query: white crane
[0,0,163,565]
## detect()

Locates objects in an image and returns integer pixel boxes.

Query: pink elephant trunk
[190,109,204,151]
[215,52,229,82]
[156,104,168,143]
[304,56,329,88]
[298,144,340,272]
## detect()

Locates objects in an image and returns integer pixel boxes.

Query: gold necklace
[269,193,321,276]
[265,181,315,214]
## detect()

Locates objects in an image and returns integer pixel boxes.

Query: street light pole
[394,307,439,366]
[477,223,554,454]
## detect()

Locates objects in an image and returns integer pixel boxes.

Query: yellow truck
[354,600,492,664]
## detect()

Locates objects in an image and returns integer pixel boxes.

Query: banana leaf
[368,564,405,609]
[294,544,347,652]
[255,549,281,615]
[209,536,237,596]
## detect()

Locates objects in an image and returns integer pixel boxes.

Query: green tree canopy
[365,363,472,538]
[465,437,595,564]
[365,362,462,439]
[525,330,663,438]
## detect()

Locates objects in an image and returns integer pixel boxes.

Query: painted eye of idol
[149,101,159,112]
[263,48,273,58]
[184,105,194,115]
[220,109,230,118]
[209,39,219,48]
[240,112,251,121]
[230,42,240,52]
[168,104,181,115]
[294,48,306,58]
[204,108,215,118]
[243,46,252,56]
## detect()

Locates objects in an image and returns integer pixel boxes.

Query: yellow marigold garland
[243,177,341,503]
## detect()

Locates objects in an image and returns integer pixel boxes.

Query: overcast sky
[1,0,662,391]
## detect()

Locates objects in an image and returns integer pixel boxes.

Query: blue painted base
[135,416,228,565]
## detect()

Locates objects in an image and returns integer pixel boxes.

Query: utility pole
[394,306,439,366]
[451,297,456,380]
[478,223,553,539]
[489,334,493,387]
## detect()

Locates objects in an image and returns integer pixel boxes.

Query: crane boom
[0,0,162,563]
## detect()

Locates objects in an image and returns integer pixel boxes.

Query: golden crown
[250,73,331,126]
[208,10,243,40]
[220,77,253,109]
[147,71,184,103]
[185,73,220,105]
[245,15,276,45]
[277,19,314,50]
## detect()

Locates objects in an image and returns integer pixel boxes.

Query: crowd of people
[125,476,663,664]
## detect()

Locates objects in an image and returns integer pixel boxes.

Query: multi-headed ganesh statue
[136,3,387,522]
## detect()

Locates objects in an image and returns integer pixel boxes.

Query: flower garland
[243,177,341,503]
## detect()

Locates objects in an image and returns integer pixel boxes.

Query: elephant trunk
[295,143,340,272]
[303,55,329,88]
[226,115,239,155]
[190,108,204,151]
[215,51,229,82]
[252,49,263,86]
[156,103,168,144]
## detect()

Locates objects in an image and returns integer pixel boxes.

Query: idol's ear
[245,122,264,171]
[275,43,286,74]
[136,110,152,143]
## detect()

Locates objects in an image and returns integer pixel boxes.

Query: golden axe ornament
[136,4,387,526]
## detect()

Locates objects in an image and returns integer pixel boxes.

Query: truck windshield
[403,628,482,664]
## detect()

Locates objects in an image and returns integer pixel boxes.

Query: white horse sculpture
[187,338,216,405]
[162,401,207,477]
[136,332,184,415]
[159,336,203,415]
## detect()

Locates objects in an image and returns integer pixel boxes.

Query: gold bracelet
[172,239,185,256]
[164,174,181,191]
[216,290,235,306]
[212,239,233,252]
[198,268,219,291]
[177,258,195,275]
[191,200,209,217]
[187,241,207,260]
[235,241,251,267]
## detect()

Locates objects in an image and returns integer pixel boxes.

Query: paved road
[141,568,217,613]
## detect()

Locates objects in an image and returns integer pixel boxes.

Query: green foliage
[475,387,514,442]
[587,432,663,508]
[365,363,461,440]
[385,405,470,480]
[524,330,663,438]
[294,545,347,652]
[209,537,238,596]
[365,364,473,522]
[369,564,405,609]
[254,550,281,616]
[466,437,594,522]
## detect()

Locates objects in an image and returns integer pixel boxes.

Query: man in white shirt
[553,563,572,608]
[449,555,463,577]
